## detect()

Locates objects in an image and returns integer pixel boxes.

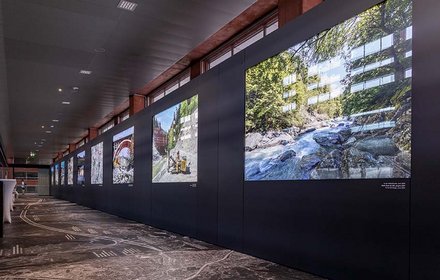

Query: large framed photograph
[245,0,412,181]
[77,151,85,186]
[60,161,65,186]
[54,164,59,186]
[67,157,74,185]
[152,94,198,183]
[113,127,134,184]
[50,166,54,186]
[91,142,104,185]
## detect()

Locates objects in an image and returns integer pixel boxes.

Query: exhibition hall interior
[0,0,439,279]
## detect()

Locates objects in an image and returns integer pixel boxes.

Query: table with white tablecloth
[1,179,17,224]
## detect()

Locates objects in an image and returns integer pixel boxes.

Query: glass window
[330,88,343,99]
[350,46,364,61]
[381,34,394,49]
[165,81,179,95]
[14,172,26,178]
[152,90,165,103]
[365,77,381,89]
[287,90,296,97]
[76,139,85,149]
[283,74,296,86]
[351,66,364,76]
[405,68,412,78]
[202,13,278,72]
[265,20,278,35]
[351,83,364,93]
[364,38,381,56]
[318,93,330,102]
[307,83,318,91]
[180,74,190,86]
[307,96,318,105]
[120,110,129,122]
[233,30,264,54]
[27,172,38,178]
[282,102,296,112]
[381,74,395,84]
[147,69,191,106]
[406,26,413,40]
[100,121,114,134]
[364,61,381,72]
[209,50,232,69]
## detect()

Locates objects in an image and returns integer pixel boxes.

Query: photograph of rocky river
[245,0,412,181]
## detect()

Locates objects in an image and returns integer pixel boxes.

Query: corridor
[0,197,323,280]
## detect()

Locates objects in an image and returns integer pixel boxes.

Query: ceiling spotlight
[94,47,106,53]
[34,142,37,145]
[58,88,63,92]
[45,131,52,134]
[80,70,92,75]
[72,86,79,91]
[52,119,59,122]
[41,125,45,128]
[62,101,70,105]
[50,125,54,128]
[117,0,138,11]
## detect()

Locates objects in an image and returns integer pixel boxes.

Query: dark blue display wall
[50,0,440,279]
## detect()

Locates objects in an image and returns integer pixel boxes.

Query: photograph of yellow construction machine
[152,95,198,183]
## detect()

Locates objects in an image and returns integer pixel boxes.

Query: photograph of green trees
[152,95,198,183]
[245,0,412,181]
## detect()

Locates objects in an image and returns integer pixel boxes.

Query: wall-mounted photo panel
[60,161,65,185]
[50,166,54,186]
[245,0,412,181]
[67,157,74,185]
[152,94,198,183]
[91,142,104,185]
[55,164,59,186]
[113,127,134,184]
[77,151,86,186]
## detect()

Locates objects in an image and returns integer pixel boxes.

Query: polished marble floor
[0,196,324,280]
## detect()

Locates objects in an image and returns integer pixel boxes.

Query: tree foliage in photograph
[245,0,411,134]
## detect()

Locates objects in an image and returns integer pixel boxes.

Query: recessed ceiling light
[80,70,92,75]
[94,47,106,53]
[52,119,59,122]
[45,131,52,134]
[72,86,79,91]
[34,142,37,145]
[41,125,45,128]
[50,125,54,128]
[62,101,70,105]
[117,0,138,11]
[58,88,62,92]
